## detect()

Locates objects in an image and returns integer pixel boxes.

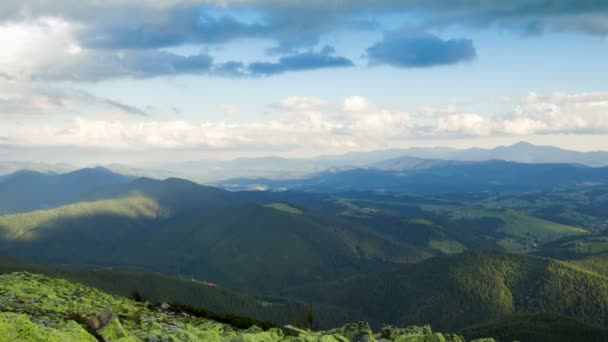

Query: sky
[1,0,608,165]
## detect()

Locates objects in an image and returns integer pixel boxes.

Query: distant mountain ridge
[220,160,608,193]
[386,141,608,167]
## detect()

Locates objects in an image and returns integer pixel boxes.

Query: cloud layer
[3,92,608,153]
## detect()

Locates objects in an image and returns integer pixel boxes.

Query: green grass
[263,203,303,215]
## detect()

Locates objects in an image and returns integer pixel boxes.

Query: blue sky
[0,1,607,164]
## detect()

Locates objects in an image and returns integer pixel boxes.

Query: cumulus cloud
[434,92,608,136]
[0,96,412,151]
[2,92,608,154]
[366,30,476,68]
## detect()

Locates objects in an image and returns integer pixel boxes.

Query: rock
[160,303,170,311]
[34,318,50,326]
[327,321,376,342]
[86,308,130,342]
[159,321,181,331]
[379,325,465,342]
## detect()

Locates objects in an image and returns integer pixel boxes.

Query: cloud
[433,92,608,136]
[0,96,411,151]
[0,79,148,117]
[2,1,607,53]
[248,46,353,76]
[1,1,606,81]
[366,30,476,68]
[2,92,608,155]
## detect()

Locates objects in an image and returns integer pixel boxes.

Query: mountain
[284,251,608,331]
[369,155,463,171]
[0,271,495,342]
[220,160,608,193]
[0,161,75,177]
[0,167,133,214]
[0,177,429,294]
[388,141,608,167]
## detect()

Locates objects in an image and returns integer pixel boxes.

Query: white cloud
[435,113,493,136]
[1,92,608,154]
[1,96,411,150]
[0,17,81,80]
[434,92,608,137]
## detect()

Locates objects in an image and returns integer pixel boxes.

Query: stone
[327,321,376,342]
[86,308,130,342]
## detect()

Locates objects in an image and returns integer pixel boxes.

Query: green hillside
[0,194,160,241]
[0,272,494,342]
[329,194,588,253]
[460,313,608,342]
[285,251,608,331]
[114,204,430,293]
[0,255,313,326]
[536,235,608,259]
[0,185,430,294]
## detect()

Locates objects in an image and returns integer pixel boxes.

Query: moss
[0,312,98,342]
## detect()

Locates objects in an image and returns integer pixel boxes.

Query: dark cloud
[366,30,476,68]
[248,46,354,76]
[57,1,608,53]
[2,1,608,79]
[32,46,351,81]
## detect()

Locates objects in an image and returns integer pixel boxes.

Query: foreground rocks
[0,272,495,342]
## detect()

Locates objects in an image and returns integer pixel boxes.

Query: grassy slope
[0,272,488,342]
[0,194,159,240]
[0,254,310,325]
[284,251,608,331]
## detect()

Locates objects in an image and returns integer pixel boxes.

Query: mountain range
[4,142,608,184]
[1,156,608,340]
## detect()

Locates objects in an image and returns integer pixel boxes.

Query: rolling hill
[284,251,608,331]
[0,167,133,214]
[0,178,430,294]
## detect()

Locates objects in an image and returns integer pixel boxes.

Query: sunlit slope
[0,194,160,241]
